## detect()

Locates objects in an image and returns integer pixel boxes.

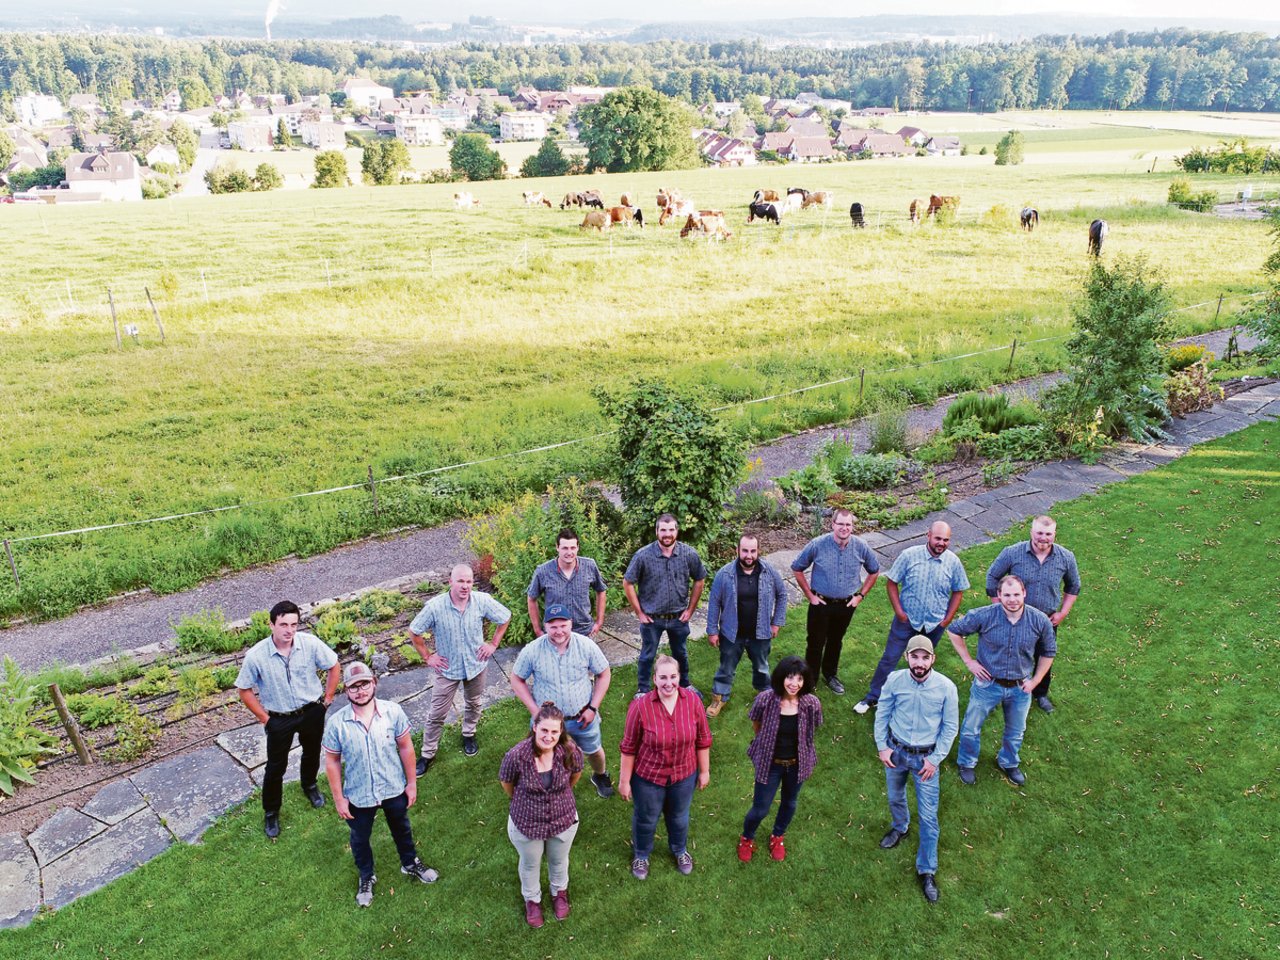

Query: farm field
[0,119,1273,621]
[0,417,1275,959]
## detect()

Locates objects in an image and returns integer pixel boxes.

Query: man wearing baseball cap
[511,603,615,798]
[873,634,959,904]
[323,662,439,907]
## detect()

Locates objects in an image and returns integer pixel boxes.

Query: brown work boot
[706,694,725,718]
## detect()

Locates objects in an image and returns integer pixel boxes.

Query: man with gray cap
[323,662,439,907]
[873,634,959,904]
[511,603,615,798]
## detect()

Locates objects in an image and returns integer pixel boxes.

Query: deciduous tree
[994,129,1025,165]
[449,133,505,181]
[518,135,569,178]
[577,87,701,173]
[361,139,411,185]
[313,149,349,188]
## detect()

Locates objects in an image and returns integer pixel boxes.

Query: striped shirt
[322,699,411,808]
[985,541,1082,615]
[791,533,881,599]
[409,590,512,681]
[234,632,338,713]
[512,633,610,716]
[873,668,959,769]
[746,690,823,784]
[887,545,971,632]
[499,738,583,839]
[619,688,712,786]
[949,603,1057,680]
[623,541,707,615]
[527,557,607,634]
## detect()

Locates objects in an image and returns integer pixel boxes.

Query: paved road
[0,328,1255,671]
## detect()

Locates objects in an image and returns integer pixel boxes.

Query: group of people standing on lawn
[234,509,1079,916]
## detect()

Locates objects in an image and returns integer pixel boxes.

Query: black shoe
[590,772,615,799]
[264,811,280,839]
[415,756,434,777]
[999,765,1026,786]
[1035,695,1055,714]
[920,873,940,903]
[462,735,479,757]
[303,783,325,809]
[879,827,908,849]
[825,676,846,696]
[957,766,976,785]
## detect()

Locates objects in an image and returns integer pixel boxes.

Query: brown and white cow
[609,205,645,228]
[802,191,833,210]
[658,198,696,226]
[753,189,780,203]
[680,211,732,241]
[522,190,552,207]
[579,210,611,232]
[453,191,480,210]
[909,198,923,224]
[927,194,960,218]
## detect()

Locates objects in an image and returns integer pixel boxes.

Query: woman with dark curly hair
[738,655,824,862]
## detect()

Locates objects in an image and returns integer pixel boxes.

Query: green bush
[466,477,630,645]
[982,459,1019,486]
[942,392,1040,436]
[314,613,357,650]
[131,665,177,698]
[212,666,240,690]
[833,453,908,490]
[868,404,909,455]
[30,661,91,699]
[357,589,412,621]
[173,609,244,654]
[176,666,219,706]
[913,434,957,465]
[103,709,160,763]
[727,489,801,528]
[778,462,838,506]
[246,609,272,641]
[1167,178,1217,213]
[66,693,135,729]
[1164,344,1210,372]
[977,424,1055,461]
[0,656,59,796]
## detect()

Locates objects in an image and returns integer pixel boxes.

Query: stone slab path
[1,378,1276,927]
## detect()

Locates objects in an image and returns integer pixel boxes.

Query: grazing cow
[581,189,604,210]
[680,211,732,241]
[753,189,780,204]
[658,198,695,226]
[522,190,552,207]
[909,198,923,224]
[453,191,479,210]
[802,191,833,210]
[850,202,865,228]
[927,194,960,218]
[609,205,644,228]
[779,192,804,215]
[620,193,633,207]
[747,200,782,225]
[1020,207,1039,231]
[579,210,611,232]
[657,189,682,212]
[560,192,580,209]
[1088,218,1109,256]
[787,187,810,201]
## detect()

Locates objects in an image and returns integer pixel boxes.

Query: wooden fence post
[3,539,18,590]
[858,367,866,401]
[107,287,122,350]
[145,286,166,342]
[1007,338,1019,372]
[1214,294,1224,324]
[368,465,379,517]
[49,684,94,766]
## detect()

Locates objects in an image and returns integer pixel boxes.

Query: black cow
[1088,218,1109,256]
[748,201,781,224]
[850,202,865,228]
[582,190,604,210]
[1020,207,1039,231]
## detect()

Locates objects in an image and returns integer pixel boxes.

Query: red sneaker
[525,899,544,928]
[769,835,786,861]
[737,835,755,862]
[552,889,570,921]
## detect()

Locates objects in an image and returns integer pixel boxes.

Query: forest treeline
[2,29,1279,114]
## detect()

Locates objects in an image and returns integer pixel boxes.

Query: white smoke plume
[265,0,283,41]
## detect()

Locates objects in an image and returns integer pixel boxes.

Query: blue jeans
[712,635,771,699]
[741,762,803,840]
[885,746,941,874]
[347,791,419,882]
[957,678,1032,770]
[637,616,691,692]
[865,619,945,702]
[630,771,697,860]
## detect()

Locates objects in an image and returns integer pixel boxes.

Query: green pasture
[1,419,1275,959]
[0,151,1271,620]
[211,139,549,180]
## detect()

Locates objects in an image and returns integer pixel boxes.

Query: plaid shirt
[791,533,880,598]
[499,738,583,839]
[526,557,607,634]
[409,590,511,681]
[985,541,1082,615]
[322,699,411,808]
[619,688,712,785]
[746,690,823,784]
[234,632,338,713]
[512,633,610,716]
[950,603,1057,680]
[887,545,971,632]
[623,541,707,615]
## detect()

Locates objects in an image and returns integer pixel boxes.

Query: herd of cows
[455,185,1110,254]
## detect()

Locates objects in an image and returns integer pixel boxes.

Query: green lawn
[0,144,1269,620]
[2,418,1275,960]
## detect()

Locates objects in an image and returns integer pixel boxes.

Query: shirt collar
[340,699,384,723]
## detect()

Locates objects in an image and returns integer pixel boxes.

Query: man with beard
[948,574,1055,787]
[704,534,789,718]
[855,521,968,715]
[623,514,707,696]
[984,516,1080,714]
[874,634,959,903]
[791,508,880,696]
[322,662,439,907]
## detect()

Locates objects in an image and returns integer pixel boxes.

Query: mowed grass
[0,139,1271,619]
[1,419,1276,960]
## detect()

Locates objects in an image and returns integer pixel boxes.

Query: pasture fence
[1,286,1264,592]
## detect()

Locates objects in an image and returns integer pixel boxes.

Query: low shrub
[173,609,243,654]
[131,665,177,698]
[86,657,143,689]
[913,435,957,466]
[982,459,1019,486]
[778,462,838,506]
[176,666,219,707]
[30,661,91,699]
[942,391,1040,436]
[728,488,801,528]
[977,424,1056,461]
[357,589,412,621]
[1164,344,1211,373]
[1166,360,1224,417]
[0,656,59,796]
[868,404,909,454]
[66,693,135,729]
[981,203,1012,227]
[103,709,160,763]
[314,613,357,650]
[1167,177,1217,213]
[833,453,908,491]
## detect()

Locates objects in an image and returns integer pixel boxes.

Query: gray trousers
[507,816,578,902]
[421,669,487,759]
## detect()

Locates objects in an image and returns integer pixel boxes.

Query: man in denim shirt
[623,514,707,695]
[874,634,958,903]
[323,662,438,907]
[947,574,1055,787]
[705,534,788,718]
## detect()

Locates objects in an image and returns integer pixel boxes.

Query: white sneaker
[356,874,376,907]
[853,699,872,715]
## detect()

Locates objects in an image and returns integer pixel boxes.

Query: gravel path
[0,327,1254,671]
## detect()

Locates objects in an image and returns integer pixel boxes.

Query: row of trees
[4,29,1280,118]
